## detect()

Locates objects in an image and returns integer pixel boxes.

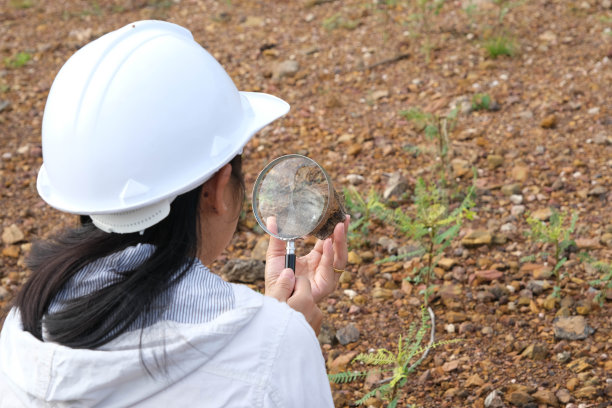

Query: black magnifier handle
[285,240,296,271]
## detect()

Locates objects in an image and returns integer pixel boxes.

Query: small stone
[522,263,552,280]
[508,390,533,406]
[360,251,375,262]
[511,165,529,182]
[353,294,367,305]
[371,287,394,300]
[344,289,357,299]
[509,194,523,204]
[587,185,607,196]
[575,300,591,316]
[251,235,269,261]
[348,304,361,314]
[2,224,25,245]
[451,158,471,178]
[567,357,591,373]
[555,388,571,404]
[2,245,20,258]
[328,351,358,372]
[542,295,558,311]
[521,343,548,360]
[439,283,462,300]
[556,351,571,363]
[484,390,505,408]
[339,271,353,284]
[272,60,299,81]
[220,259,265,283]
[242,16,265,27]
[383,172,410,199]
[574,386,597,399]
[445,323,456,334]
[541,114,557,128]
[377,236,399,254]
[462,230,492,247]
[511,205,526,216]
[438,258,456,270]
[533,389,558,407]
[553,316,595,340]
[442,359,460,372]
[346,174,365,185]
[348,251,362,265]
[500,223,517,234]
[364,369,382,388]
[501,183,522,196]
[474,269,503,281]
[336,323,360,345]
[466,374,485,387]
[487,154,504,169]
[446,311,468,323]
[459,321,476,334]
[575,238,599,250]
[418,369,431,384]
[531,207,553,221]
[566,377,579,391]
[347,143,362,156]
[318,322,337,345]
[0,286,9,301]
[371,89,389,100]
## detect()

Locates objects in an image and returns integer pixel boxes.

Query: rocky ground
[1,0,611,407]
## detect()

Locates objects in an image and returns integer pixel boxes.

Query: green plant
[399,107,458,190]
[483,34,515,58]
[523,210,578,298]
[4,52,31,69]
[492,0,523,25]
[329,306,458,406]
[471,93,491,111]
[580,255,611,306]
[463,1,479,27]
[412,0,447,32]
[343,187,387,248]
[322,14,360,31]
[379,178,475,306]
[9,0,34,8]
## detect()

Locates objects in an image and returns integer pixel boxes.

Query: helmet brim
[239,91,290,138]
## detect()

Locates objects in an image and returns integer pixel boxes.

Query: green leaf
[433,224,460,245]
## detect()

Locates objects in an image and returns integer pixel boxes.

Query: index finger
[333,215,350,269]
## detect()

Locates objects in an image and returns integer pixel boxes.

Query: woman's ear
[201,163,232,215]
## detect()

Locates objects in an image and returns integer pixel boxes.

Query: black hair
[13,155,244,349]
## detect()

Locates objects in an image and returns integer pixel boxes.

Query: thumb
[265,216,287,260]
[266,268,295,303]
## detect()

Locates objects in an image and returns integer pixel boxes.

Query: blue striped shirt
[47,244,235,334]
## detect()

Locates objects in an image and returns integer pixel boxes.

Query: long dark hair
[14,156,244,349]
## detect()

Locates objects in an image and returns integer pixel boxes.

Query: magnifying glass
[252,154,345,271]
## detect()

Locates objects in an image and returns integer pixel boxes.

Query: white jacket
[0,251,334,408]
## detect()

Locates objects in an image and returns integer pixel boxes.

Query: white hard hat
[37,20,289,233]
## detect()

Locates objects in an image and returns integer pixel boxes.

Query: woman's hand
[264,266,323,334]
[264,215,350,303]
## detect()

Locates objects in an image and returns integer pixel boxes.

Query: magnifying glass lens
[253,156,329,240]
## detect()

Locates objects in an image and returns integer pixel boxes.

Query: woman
[0,21,348,407]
